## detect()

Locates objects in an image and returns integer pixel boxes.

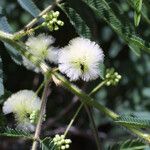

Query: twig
[43,96,78,129]
[31,77,51,150]
[64,103,83,137]
[63,81,106,149]
[44,126,107,140]
[14,0,62,39]
[84,106,101,150]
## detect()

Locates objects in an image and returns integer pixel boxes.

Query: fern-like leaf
[17,0,41,17]
[108,139,149,150]
[73,0,150,55]
[115,115,150,128]
[0,10,23,64]
[60,4,92,39]
[40,137,57,150]
[0,127,33,139]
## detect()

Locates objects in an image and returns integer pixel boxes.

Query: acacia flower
[58,37,104,81]
[23,33,58,72]
[3,90,41,131]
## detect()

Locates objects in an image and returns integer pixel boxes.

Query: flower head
[3,90,41,131]
[23,34,58,72]
[26,33,55,59]
[58,37,104,81]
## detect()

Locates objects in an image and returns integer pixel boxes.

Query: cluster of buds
[29,110,46,124]
[29,110,39,124]
[42,11,64,31]
[105,68,121,86]
[53,134,72,150]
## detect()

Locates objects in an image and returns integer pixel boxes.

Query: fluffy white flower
[58,37,104,81]
[23,34,58,72]
[26,33,55,59]
[22,56,41,73]
[3,90,41,131]
[47,47,59,64]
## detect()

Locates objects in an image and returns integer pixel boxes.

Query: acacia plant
[0,0,150,149]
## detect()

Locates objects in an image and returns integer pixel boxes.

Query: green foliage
[40,137,57,150]
[83,0,142,55]
[60,4,92,39]
[0,127,33,139]
[108,139,149,150]
[128,0,143,27]
[1,0,150,149]
[133,0,143,27]
[0,57,4,97]
[115,114,150,128]
[64,0,150,56]
[17,0,41,17]
[0,9,23,64]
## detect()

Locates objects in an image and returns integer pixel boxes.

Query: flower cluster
[23,34,58,72]
[42,11,64,31]
[53,134,72,150]
[3,90,41,131]
[24,35,105,82]
[105,68,122,86]
[58,37,104,81]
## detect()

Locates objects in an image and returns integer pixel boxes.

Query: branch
[31,76,51,150]
[43,95,78,129]
[53,72,150,143]
[13,0,63,39]
[0,30,13,42]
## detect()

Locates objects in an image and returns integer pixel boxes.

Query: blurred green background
[0,0,150,149]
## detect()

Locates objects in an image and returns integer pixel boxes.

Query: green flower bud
[57,141,62,146]
[48,25,54,31]
[65,144,70,149]
[106,73,110,78]
[42,14,47,19]
[55,134,60,139]
[54,25,59,31]
[57,20,64,26]
[60,139,65,144]
[117,75,122,79]
[52,18,57,22]
[106,81,111,86]
[115,78,119,83]
[53,138,57,142]
[49,20,54,25]
[60,135,65,139]
[65,139,72,144]
[42,22,47,26]
[61,145,66,150]
[53,11,60,18]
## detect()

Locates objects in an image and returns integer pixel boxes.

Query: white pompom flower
[58,37,104,81]
[3,90,41,131]
[23,33,58,72]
